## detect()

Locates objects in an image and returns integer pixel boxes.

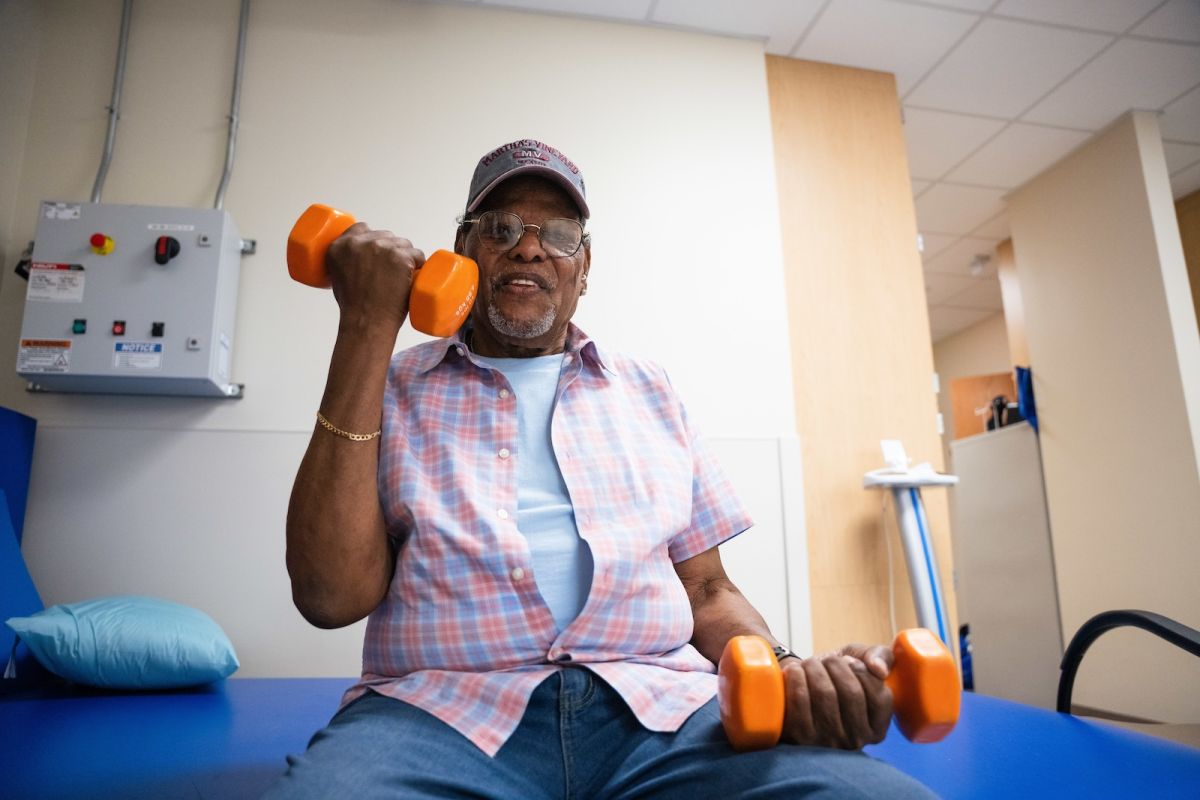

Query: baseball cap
[466,139,589,219]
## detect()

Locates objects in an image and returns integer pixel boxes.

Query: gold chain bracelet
[315,410,381,442]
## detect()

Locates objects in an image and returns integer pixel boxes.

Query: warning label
[114,341,163,370]
[28,262,85,303]
[18,339,71,373]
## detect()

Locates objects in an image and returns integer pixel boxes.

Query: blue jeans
[264,668,938,799]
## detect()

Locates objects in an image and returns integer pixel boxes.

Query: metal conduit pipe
[214,0,251,211]
[91,0,134,204]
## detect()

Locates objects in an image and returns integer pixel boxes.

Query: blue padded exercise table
[2,678,1197,799]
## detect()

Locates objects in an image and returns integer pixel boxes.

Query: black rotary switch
[154,236,181,265]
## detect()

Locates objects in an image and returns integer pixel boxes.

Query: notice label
[18,339,71,373]
[41,201,81,220]
[147,222,196,232]
[28,262,85,303]
[114,341,163,370]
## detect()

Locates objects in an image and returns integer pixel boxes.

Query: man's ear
[579,239,591,293]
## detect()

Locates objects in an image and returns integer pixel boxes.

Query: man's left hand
[779,643,894,750]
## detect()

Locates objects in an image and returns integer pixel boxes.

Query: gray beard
[487,301,557,340]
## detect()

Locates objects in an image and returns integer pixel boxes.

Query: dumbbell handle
[718,628,960,752]
[286,204,478,339]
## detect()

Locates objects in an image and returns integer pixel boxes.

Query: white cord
[880,493,898,640]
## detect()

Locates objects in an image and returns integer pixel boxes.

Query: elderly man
[270,140,937,798]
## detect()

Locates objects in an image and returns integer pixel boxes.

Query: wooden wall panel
[995,239,1031,366]
[765,56,957,652]
[950,372,1017,440]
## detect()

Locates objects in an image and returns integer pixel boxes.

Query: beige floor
[1086,717,1200,749]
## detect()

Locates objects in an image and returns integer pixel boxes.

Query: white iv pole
[864,440,958,647]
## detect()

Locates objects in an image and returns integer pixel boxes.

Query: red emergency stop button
[90,232,114,255]
[112,320,126,336]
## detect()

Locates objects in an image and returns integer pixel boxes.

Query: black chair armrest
[1057,609,1200,714]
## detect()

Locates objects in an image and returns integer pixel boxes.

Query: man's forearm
[686,575,785,667]
[286,315,397,628]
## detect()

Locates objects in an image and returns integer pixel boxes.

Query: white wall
[0,0,796,438]
[1,0,799,674]
[20,427,811,677]
[0,0,41,361]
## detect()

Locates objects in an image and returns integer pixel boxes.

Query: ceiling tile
[944,276,1004,310]
[915,184,1008,235]
[1024,39,1200,130]
[1132,0,1200,43]
[903,108,1006,179]
[994,0,1162,34]
[1161,85,1200,144]
[481,0,652,20]
[924,270,977,304]
[1172,159,1200,198]
[651,0,825,54]
[920,231,959,261]
[1164,141,1200,174]
[793,0,977,93]
[916,0,993,11]
[970,211,1011,239]
[923,235,1001,276]
[905,18,1111,117]
[946,122,1091,188]
[929,306,995,342]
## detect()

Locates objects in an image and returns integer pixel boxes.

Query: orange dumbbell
[718,628,960,751]
[287,204,479,338]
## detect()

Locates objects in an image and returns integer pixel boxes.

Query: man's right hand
[780,645,894,750]
[325,222,424,333]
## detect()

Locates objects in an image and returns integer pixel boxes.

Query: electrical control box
[17,201,246,398]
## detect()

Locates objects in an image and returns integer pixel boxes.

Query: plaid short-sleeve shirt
[341,324,753,756]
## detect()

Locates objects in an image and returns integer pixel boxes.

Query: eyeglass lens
[474,211,583,257]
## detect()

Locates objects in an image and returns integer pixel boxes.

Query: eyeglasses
[457,210,587,258]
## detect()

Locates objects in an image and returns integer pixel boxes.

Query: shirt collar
[414,323,617,376]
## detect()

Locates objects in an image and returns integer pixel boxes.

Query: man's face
[456,175,590,357]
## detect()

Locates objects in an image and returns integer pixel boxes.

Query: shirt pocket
[574,404,694,549]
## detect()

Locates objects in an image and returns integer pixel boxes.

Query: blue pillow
[5,595,239,689]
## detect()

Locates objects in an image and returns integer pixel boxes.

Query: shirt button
[510,567,525,582]
[455,346,465,356]
[499,389,510,399]
[497,508,509,520]
[498,448,511,459]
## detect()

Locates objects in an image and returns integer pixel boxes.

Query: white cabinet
[950,422,1063,709]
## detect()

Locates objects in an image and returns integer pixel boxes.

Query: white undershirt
[474,353,595,633]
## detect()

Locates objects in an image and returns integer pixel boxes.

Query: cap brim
[467,164,590,219]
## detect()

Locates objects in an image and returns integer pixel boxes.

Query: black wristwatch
[772,644,802,663]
